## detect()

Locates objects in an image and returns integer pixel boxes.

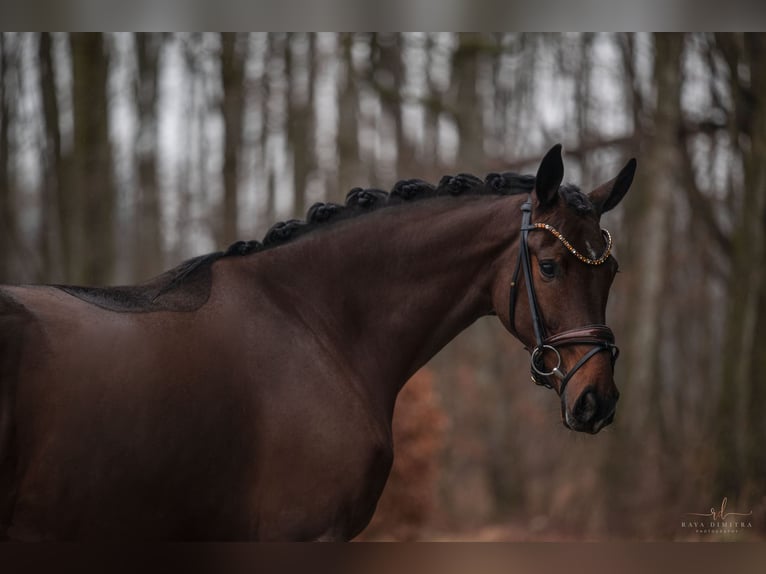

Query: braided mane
[231,171,536,256]
[57,171,590,313]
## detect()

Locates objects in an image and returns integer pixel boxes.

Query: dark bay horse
[0,145,635,540]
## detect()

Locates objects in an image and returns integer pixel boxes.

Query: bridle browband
[508,196,619,397]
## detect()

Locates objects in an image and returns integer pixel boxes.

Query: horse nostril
[574,391,599,424]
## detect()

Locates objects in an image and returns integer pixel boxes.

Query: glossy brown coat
[0,147,634,540]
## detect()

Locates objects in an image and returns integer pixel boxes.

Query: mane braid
[135,170,536,301]
[54,169,591,314]
[153,170,576,297]
[222,170,536,256]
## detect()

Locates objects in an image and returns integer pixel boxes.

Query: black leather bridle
[508,196,619,397]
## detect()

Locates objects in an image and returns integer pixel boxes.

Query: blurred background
[0,32,764,540]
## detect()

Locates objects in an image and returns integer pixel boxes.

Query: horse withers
[0,145,635,540]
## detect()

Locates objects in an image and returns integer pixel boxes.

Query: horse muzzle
[528,324,620,434]
[529,325,619,395]
[563,386,619,434]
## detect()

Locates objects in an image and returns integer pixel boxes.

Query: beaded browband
[532,223,612,266]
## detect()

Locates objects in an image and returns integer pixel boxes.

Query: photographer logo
[681,497,753,534]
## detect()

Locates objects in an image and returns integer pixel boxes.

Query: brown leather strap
[544,325,615,348]
[537,325,619,395]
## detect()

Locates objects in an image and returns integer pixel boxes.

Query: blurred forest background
[0,32,765,540]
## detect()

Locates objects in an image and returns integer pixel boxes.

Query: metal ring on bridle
[530,345,563,378]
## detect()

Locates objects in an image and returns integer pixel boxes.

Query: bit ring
[531,345,564,379]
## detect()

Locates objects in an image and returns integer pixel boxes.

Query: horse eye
[539,260,558,278]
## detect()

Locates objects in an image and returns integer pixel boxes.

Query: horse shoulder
[237,333,395,540]
[0,287,38,449]
[0,287,42,536]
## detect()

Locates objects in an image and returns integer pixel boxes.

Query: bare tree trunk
[743,33,766,505]
[617,33,644,137]
[600,33,685,534]
[714,33,749,498]
[423,34,442,168]
[453,33,484,167]
[336,33,361,202]
[133,33,164,280]
[573,33,595,184]
[286,33,316,219]
[174,33,204,263]
[624,33,684,433]
[260,35,276,229]
[372,33,411,175]
[219,33,247,247]
[715,33,766,501]
[0,34,15,282]
[37,32,66,283]
[69,32,115,285]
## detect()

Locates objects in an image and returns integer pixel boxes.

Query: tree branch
[677,129,732,254]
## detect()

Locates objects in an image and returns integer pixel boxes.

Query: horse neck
[243,194,523,410]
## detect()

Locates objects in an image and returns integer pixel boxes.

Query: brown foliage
[360,368,446,540]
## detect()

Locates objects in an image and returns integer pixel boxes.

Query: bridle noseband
[508,196,619,397]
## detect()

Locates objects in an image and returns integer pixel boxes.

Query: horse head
[494,145,636,433]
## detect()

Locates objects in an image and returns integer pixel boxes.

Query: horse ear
[534,144,564,211]
[589,158,637,215]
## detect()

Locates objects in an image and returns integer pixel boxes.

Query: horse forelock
[559,183,594,215]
